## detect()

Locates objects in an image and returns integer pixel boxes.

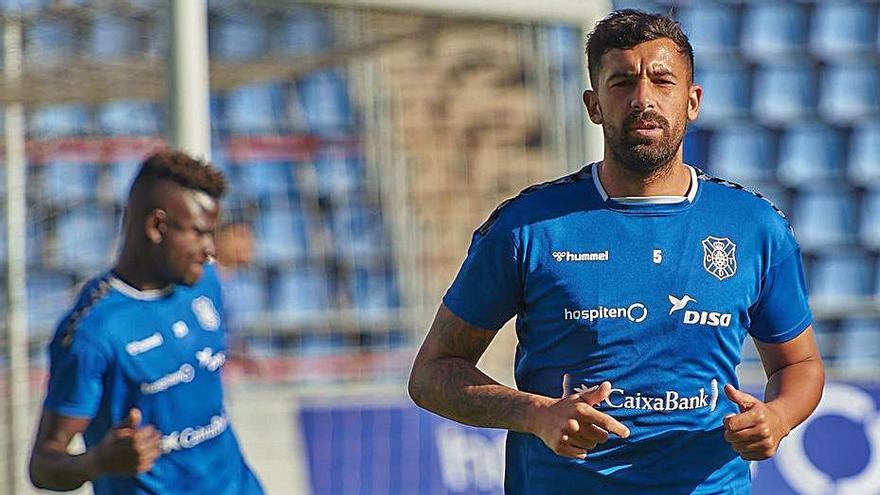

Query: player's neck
[113,249,170,291]
[598,154,690,198]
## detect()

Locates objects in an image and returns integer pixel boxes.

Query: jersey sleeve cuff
[442,294,504,332]
[751,312,813,344]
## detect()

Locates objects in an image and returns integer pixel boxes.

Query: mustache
[624,111,670,130]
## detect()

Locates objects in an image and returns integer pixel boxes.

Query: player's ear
[584,89,603,125]
[687,83,702,122]
[145,209,167,244]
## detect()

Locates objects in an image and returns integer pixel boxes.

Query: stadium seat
[108,160,140,204]
[26,270,75,337]
[97,100,162,136]
[314,146,363,200]
[274,7,331,55]
[776,125,844,186]
[25,17,75,67]
[271,267,332,325]
[296,70,355,135]
[740,4,808,61]
[348,267,400,313]
[790,188,856,250]
[837,319,880,375]
[234,160,296,201]
[848,123,880,186]
[751,65,814,124]
[222,268,269,329]
[29,104,91,137]
[818,65,880,125]
[209,11,269,60]
[254,203,309,264]
[329,202,387,261]
[88,12,139,58]
[54,206,117,274]
[809,252,872,301]
[38,161,98,205]
[858,189,880,249]
[693,65,749,124]
[222,82,286,134]
[676,4,738,58]
[810,3,876,60]
[706,125,774,185]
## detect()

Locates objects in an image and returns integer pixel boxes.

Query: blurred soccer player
[29,150,264,494]
[409,9,824,494]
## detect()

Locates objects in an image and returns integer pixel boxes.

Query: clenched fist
[91,408,162,477]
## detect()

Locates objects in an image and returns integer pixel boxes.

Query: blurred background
[0,0,878,493]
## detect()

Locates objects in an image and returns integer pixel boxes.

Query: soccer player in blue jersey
[29,151,264,494]
[409,9,825,494]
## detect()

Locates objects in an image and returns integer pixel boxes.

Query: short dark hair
[586,9,694,86]
[131,149,227,199]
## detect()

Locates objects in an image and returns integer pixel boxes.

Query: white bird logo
[668,294,696,315]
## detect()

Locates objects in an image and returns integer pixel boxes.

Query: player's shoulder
[695,168,791,230]
[51,275,124,349]
[476,165,594,236]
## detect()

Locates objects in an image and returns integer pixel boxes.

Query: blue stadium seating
[108,160,140,203]
[97,100,162,136]
[39,161,98,204]
[740,4,808,61]
[254,203,310,264]
[776,125,844,186]
[0,216,44,267]
[858,189,880,249]
[819,65,880,125]
[349,267,400,313]
[222,268,269,328]
[271,267,332,324]
[314,146,363,200]
[88,12,139,58]
[810,3,877,60]
[706,125,774,185]
[209,11,269,60]
[329,202,387,261]
[848,123,880,186]
[30,104,91,137]
[676,4,738,59]
[296,70,355,135]
[54,206,117,274]
[274,7,331,55]
[809,252,872,301]
[751,65,814,124]
[694,65,749,124]
[26,270,74,337]
[222,82,286,134]
[791,188,856,250]
[234,160,297,201]
[837,319,880,374]
[25,17,75,66]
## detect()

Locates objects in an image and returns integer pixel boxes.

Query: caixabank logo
[752,382,880,495]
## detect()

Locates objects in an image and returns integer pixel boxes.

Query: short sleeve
[43,331,110,418]
[748,246,813,343]
[442,222,522,332]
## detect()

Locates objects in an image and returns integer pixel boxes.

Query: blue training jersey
[443,163,812,495]
[44,263,264,495]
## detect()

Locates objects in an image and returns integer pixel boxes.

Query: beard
[604,110,686,176]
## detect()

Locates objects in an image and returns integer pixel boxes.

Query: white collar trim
[108,275,173,301]
[592,162,698,204]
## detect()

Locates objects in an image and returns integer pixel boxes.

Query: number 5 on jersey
[653,249,662,264]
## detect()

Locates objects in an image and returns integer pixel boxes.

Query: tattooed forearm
[408,305,544,433]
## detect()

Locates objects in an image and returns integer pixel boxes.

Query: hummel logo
[668,294,696,315]
[551,250,610,262]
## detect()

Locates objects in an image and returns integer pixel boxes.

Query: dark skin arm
[29,408,161,490]
[408,304,629,459]
[723,325,825,460]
